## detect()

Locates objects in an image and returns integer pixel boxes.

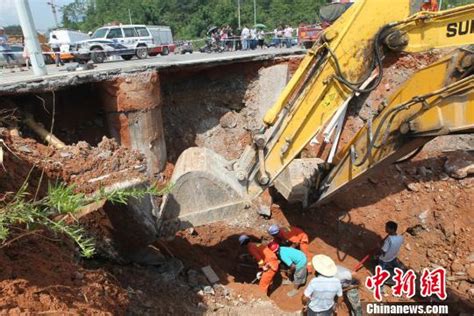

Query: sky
[0,0,74,32]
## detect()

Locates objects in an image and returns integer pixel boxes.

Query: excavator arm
[384,5,474,53]
[317,49,473,204]
[160,0,474,231]
[255,2,474,187]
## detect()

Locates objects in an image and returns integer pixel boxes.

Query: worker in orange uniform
[239,235,280,294]
[421,0,439,11]
[268,224,313,272]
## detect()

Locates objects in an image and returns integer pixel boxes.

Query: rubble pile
[0,129,146,195]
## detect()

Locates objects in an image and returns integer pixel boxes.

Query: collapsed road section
[0,52,311,313]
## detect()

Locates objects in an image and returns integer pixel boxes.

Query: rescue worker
[268,224,313,272]
[269,241,307,297]
[377,221,404,275]
[421,0,439,11]
[302,255,343,315]
[239,235,279,295]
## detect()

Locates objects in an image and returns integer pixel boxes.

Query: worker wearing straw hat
[302,255,343,316]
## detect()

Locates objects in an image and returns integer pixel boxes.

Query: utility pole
[253,0,257,26]
[237,0,241,29]
[47,0,59,28]
[128,9,133,24]
[15,0,48,76]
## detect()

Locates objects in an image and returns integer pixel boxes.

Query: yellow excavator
[159,0,474,233]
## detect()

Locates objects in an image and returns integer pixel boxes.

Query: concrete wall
[99,71,167,176]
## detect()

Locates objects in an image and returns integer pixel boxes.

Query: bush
[0,179,163,258]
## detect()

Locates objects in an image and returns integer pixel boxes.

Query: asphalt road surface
[0,47,305,93]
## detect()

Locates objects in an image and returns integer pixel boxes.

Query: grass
[0,180,165,258]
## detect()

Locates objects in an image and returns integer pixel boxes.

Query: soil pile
[0,233,128,315]
[0,129,146,195]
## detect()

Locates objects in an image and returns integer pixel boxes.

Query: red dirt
[163,149,473,313]
[0,232,128,315]
[1,130,146,195]
[2,146,471,314]
[0,228,211,315]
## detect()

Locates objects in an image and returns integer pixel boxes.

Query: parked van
[48,29,90,61]
[147,26,176,56]
[73,24,175,63]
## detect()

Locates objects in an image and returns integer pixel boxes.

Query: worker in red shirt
[421,0,439,11]
[239,235,280,294]
[268,224,313,272]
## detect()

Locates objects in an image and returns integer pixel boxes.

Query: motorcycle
[199,38,225,53]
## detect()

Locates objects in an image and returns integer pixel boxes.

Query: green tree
[62,0,471,39]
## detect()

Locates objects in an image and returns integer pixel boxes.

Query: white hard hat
[312,255,337,277]
[0,27,4,31]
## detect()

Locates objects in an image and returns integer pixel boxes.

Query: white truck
[73,24,176,63]
[48,29,90,61]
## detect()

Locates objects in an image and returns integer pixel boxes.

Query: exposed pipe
[23,113,65,149]
[15,0,47,76]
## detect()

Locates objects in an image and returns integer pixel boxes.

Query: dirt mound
[1,130,146,195]
[0,232,128,315]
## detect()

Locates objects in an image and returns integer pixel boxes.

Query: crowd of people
[239,220,404,315]
[205,24,296,52]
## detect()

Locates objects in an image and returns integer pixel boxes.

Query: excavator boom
[317,50,473,204]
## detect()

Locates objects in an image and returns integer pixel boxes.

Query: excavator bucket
[159,147,249,234]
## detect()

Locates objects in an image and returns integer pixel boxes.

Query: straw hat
[312,255,337,277]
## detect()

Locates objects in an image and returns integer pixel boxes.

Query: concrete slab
[201,265,220,284]
[0,48,305,95]
[274,158,324,207]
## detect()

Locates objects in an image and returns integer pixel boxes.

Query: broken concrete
[274,158,324,207]
[444,151,474,179]
[201,265,220,284]
[100,71,167,175]
[243,63,290,131]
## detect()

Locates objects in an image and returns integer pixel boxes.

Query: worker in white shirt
[377,221,404,274]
